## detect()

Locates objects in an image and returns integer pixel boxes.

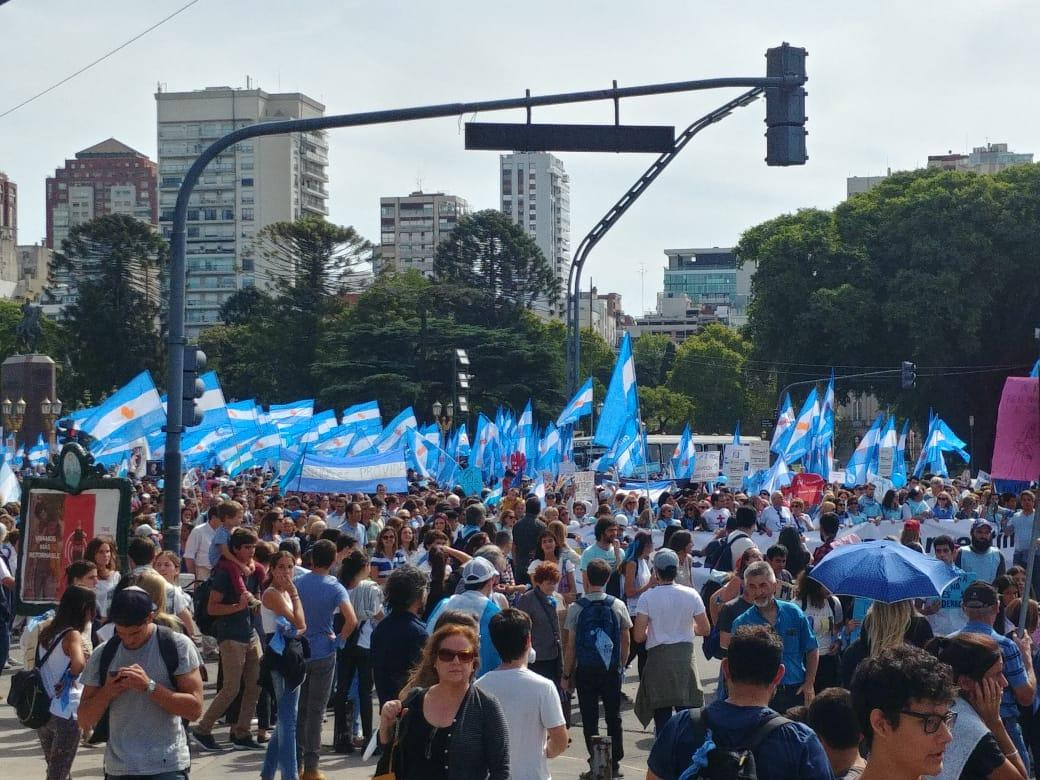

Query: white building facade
[156,86,329,336]
[377,191,468,277]
[499,152,570,318]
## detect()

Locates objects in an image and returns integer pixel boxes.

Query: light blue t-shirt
[295,571,350,661]
[207,525,231,567]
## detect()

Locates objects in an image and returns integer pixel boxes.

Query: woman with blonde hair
[376,623,509,780]
[841,599,934,686]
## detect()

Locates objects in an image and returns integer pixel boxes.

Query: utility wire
[0,0,203,120]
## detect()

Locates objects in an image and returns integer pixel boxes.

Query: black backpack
[684,709,791,780]
[6,628,74,729]
[87,625,181,745]
[708,532,749,572]
[193,576,216,636]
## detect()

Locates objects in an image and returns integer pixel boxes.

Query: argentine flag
[557,378,594,427]
[594,333,638,448]
[373,407,418,454]
[80,372,165,449]
[341,401,382,435]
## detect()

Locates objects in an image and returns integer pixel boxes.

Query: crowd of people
[0,468,1038,780]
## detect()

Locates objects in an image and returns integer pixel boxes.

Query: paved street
[1,643,721,779]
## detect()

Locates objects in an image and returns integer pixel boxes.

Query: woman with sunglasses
[926,632,1029,780]
[376,623,509,780]
[370,527,407,583]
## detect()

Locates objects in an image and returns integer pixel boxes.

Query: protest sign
[692,450,720,482]
[992,377,1040,482]
[724,444,748,484]
[573,470,596,505]
[877,447,895,478]
[458,466,484,498]
[748,440,771,473]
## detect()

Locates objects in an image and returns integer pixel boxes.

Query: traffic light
[765,43,808,166]
[182,345,207,427]
[901,361,917,389]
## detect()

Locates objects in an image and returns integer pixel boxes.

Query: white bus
[571,433,734,473]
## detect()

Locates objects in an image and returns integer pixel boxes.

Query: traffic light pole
[775,369,900,418]
[565,87,764,394]
[162,72,806,554]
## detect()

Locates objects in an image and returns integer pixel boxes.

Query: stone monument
[2,301,56,447]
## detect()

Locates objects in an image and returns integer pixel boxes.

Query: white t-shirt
[475,667,565,780]
[183,521,217,576]
[702,507,730,530]
[727,529,757,567]
[635,583,706,650]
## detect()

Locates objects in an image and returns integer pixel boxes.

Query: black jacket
[512,514,546,585]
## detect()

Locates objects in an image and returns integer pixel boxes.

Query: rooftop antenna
[639,262,647,315]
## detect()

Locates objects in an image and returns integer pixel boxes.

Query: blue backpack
[574,596,621,671]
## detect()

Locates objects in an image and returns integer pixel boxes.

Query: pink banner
[991,377,1040,482]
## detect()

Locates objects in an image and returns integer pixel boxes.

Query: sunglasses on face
[436,648,477,664]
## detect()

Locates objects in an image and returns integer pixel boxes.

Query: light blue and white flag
[372,407,417,454]
[557,378,594,428]
[341,401,382,435]
[268,400,314,430]
[27,434,49,467]
[279,449,408,494]
[594,332,638,448]
[771,393,796,455]
[844,413,884,486]
[80,371,165,448]
[0,457,21,503]
[671,423,696,480]
[780,387,819,464]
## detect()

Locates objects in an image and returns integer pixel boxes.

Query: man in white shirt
[760,492,794,536]
[476,609,568,780]
[183,509,221,580]
[701,492,731,531]
[633,548,710,733]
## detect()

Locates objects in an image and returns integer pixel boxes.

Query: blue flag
[594,333,638,448]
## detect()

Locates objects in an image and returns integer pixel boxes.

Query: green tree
[639,385,695,433]
[200,217,372,403]
[54,214,168,403]
[632,333,676,387]
[668,324,752,433]
[433,209,560,316]
[739,165,1040,468]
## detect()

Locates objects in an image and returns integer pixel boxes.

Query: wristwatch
[146,678,157,694]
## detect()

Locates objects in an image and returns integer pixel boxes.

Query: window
[186,209,199,221]
[203,208,217,221]
[241,258,254,271]
[222,208,235,220]
[241,178,254,187]
[241,208,253,221]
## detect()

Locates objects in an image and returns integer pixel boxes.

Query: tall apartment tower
[499,152,570,317]
[45,139,158,250]
[155,86,329,336]
[377,191,468,277]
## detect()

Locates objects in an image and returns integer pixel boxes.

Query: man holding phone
[79,586,204,779]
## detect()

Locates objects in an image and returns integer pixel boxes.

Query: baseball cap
[109,586,157,626]
[461,557,498,585]
[962,581,998,609]
[653,548,680,571]
[134,524,157,538]
[972,519,995,533]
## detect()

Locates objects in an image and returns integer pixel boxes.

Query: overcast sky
[2,0,1036,315]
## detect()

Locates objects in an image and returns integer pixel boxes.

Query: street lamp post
[41,397,62,453]
[2,397,27,455]
[432,401,454,441]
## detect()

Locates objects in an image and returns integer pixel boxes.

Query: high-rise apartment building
[44,139,158,250]
[927,142,1032,174]
[377,191,468,277]
[156,86,329,335]
[499,152,570,317]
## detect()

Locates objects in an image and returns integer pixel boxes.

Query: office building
[499,152,570,317]
[156,85,329,335]
[927,142,1032,174]
[14,244,52,301]
[661,247,755,328]
[377,191,468,277]
[45,139,158,250]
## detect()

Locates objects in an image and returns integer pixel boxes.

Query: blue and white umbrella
[808,539,959,603]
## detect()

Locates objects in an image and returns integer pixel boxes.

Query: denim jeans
[296,653,336,771]
[262,671,301,780]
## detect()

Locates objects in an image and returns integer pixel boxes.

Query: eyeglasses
[899,709,958,734]
[436,648,477,664]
